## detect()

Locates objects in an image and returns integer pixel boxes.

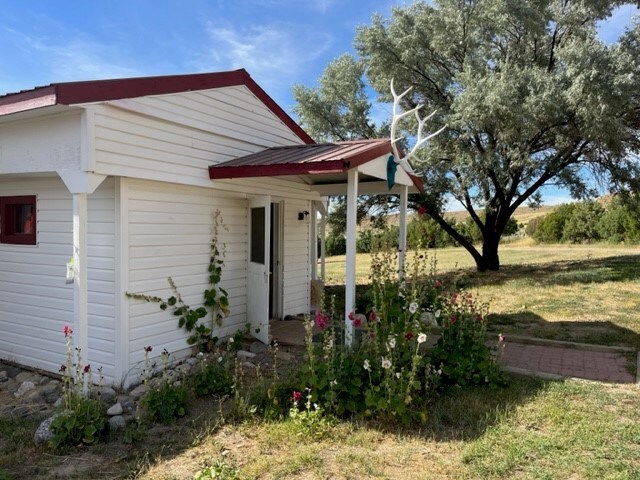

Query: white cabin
[0,70,419,386]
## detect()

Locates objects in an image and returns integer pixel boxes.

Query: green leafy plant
[192,354,233,397]
[288,389,334,441]
[194,459,240,480]
[126,210,230,351]
[430,292,506,388]
[50,326,107,451]
[140,348,189,424]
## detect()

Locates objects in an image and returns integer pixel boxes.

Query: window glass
[0,196,36,245]
[250,206,265,264]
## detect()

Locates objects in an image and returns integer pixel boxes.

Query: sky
[0,1,638,206]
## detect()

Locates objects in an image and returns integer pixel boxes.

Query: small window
[0,195,37,245]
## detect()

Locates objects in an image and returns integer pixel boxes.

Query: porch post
[345,168,358,347]
[398,185,408,279]
[320,208,326,280]
[310,202,317,281]
[72,193,89,369]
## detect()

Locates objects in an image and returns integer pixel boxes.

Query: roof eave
[0,86,57,116]
[209,160,348,179]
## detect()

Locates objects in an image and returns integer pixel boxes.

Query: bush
[562,201,604,243]
[597,198,640,243]
[429,292,506,388]
[325,232,346,256]
[356,225,399,253]
[408,216,458,249]
[50,396,108,451]
[532,203,577,243]
[191,356,233,397]
[142,380,189,423]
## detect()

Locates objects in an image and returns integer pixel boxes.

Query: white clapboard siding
[0,112,82,174]
[126,179,248,370]
[93,85,304,187]
[87,178,116,380]
[0,177,73,373]
[282,198,311,316]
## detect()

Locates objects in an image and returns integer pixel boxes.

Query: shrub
[51,326,108,451]
[597,197,640,243]
[532,203,577,243]
[429,292,506,388]
[191,355,233,397]
[140,348,189,424]
[325,231,346,256]
[562,201,604,243]
[194,460,240,480]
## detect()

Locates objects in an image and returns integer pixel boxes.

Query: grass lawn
[323,242,640,348]
[2,242,640,479]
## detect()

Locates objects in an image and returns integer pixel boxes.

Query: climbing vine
[127,210,230,351]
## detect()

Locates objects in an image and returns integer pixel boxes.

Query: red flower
[417,206,427,216]
[449,315,457,324]
[348,311,355,321]
[83,364,91,373]
[315,311,329,331]
[144,345,153,353]
[434,279,443,289]
[59,365,66,373]
[63,325,73,337]
[405,332,415,341]
[292,390,302,403]
[349,312,362,328]
[368,310,378,322]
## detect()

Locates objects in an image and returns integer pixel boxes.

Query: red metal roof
[208,138,424,192]
[0,69,314,144]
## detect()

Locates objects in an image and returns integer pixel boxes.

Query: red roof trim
[209,160,347,179]
[0,70,315,144]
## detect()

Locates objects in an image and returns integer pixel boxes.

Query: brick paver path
[499,341,636,383]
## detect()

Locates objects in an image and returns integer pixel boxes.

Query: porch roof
[208,138,424,193]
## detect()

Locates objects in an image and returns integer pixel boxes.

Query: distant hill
[444,205,557,226]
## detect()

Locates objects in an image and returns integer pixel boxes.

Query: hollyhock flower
[363,359,370,371]
[59,365,66,373]
[387,336,396,350]
[352,315,362,328]
[417,206,427,216]
[434,309,441,318]
[144,345,153,353]
[315,311,329,330]
[381,357,392,370]
[498,333,505,343]
[409,302,419,314]
[434,279,443,289]
[449,315,457,324]
[395,372,401,379]
[348,311,355,321]
[83,364,91,374]
[405,331,414,341]
[417,333,427,344]
[63,325,73,337]
[292,390,302,403]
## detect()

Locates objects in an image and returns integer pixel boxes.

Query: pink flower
[368,310,378,322]
[434,279,443,289]
[83,364,91,374]
[349,311,362,328]
[315,311,329,330]
[449,315,457,325]
[498,333,505,343]
[63,325,73,337]
[417,206,427,216]
[405,332,414,341]
[292,390,302,403]
[348,311,355,321]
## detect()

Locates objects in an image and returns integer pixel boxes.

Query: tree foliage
[294,0,640,271]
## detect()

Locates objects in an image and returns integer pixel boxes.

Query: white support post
[345,168,358,347]
[310,202,317,281]
[320,210,326,281]
[72,193,89,374]
[398,185,408,279]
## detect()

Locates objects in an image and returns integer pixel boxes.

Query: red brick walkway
[499,340,637,383]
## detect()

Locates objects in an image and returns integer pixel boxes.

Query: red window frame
[0,195,37,245]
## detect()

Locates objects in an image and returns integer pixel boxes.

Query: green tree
[294,1,640,271]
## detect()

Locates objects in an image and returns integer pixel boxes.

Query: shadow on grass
[442,254,640,290]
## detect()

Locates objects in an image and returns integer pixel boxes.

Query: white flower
[330,379,338,386]
[409,302,419,314]
[217,356,223,363]
[395,372,401,379]
[363,359,370,371]
[387,335,396,350]
[381,357,392,369]
[417,333,427,344]
[196,352,204,358]
[228,337,234,343]
[434,309,441,318]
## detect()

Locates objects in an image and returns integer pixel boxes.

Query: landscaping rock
[15,371,33,383]
[107,402,123,416]
[242,361,257,371]
[14,381,36,398]
[275,351,293,362]
[109,415,126,431]
[26,389,45,404]
[129,384,148,400]
[185,357,198,366]
[249,342,268,354]
[94,386,117,404]
[34,415,58,445]
[0,370,8,382]
[236,350,256,361]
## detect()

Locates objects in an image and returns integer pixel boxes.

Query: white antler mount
[390,79,446,174]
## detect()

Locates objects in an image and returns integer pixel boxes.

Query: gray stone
[26,390,44,403]
[107,402,123,416]
[15,371,33,383]
[40,382,61,396]
[0,371,8,382]
[109,415,126,431]
[14,381,36,398]
[129,384,148,400]
[34,415,59,445]
[249,342,268,354]
[0,378,16,392]
[95,386,117,404]
[54,397,64,408]
[185,357,198,366]
[242,361,256,370]
[237,350,256,361]
[45,392,61,405]
[275,351,293,362]
[37,375,49,385]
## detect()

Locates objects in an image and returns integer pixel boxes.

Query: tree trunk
[478,234,501,271]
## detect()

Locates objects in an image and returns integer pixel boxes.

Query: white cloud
[199,21,332,101]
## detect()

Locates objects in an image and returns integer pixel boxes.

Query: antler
[390,79,446,174]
